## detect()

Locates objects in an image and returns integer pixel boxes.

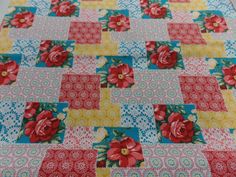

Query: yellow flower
[208,59,217,69]
[96,56,107,68]
[95,128,108,143]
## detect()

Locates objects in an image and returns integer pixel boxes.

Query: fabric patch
[179,76,227,111]
[39,149,97,176]
[111,70,184,104]
[0,101,25,143]
[225,40,236,57]
[167,23,207,44]
[27,0,51,16]
[96,56,134,88]
[59,74,100,109]
[68,21,102,44]
[0,29,13,53]
[117,0,142,18]
[16,102,68,144]
[171,11,194,23]
[121,104,158,145]
[93,127,144,168]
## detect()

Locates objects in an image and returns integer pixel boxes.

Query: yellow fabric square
[66,88,121,127]
[169,0,207,11]
[74,32,119,56]
[198,90,236,128]
[96,168,110,177]
[80,0,117,9]
[0,29,13,53]
[9,0,27,6]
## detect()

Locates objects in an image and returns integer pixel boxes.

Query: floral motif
[36,40,75,68]
[146,41,184,70]
[93,127,144,168]
[96,56,135,88]
[191,10,228,33]
[0,54,21,86]
[153,104,205,144]
[2,7,36,28]
[99,9,130,32]
[17,102,68,144]
[49,0,80,17]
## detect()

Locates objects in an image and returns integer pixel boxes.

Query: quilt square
[98,9,131,32]
[39,149,97,176]
[140,0,172,19]
[93,127,144,168]
[179,76,227,111]
[68,21,102,44]
[206,58,236,90]
[0,54,21,86]
[48,0,80,17]
[153,104,205,143]
[2,6,36,28]
[167,23,207,44]
[96,56,134,88]
[146,41,184,69]
[59,74,100,109]
[191,10,228,33]
[35,40,75,68]
[16,102,68,144]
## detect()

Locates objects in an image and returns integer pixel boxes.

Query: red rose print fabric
[203,151,236,177]
[39,149,97,177]
[59,74,100,109]
[167,23,207,44]
[179,76,227,111]
[68,21,102,44]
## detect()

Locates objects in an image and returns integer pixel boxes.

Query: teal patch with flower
[153,104,205,144]
[191,10,228,33]
[206,58,236,90]
[16,102,68,144]
[146,41,184,70]
[2,6,36,28]
[96,56,135,88]
[93,127,144,168]
[35,40,75,68]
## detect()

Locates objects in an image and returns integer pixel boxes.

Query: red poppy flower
[10,12,34,28]
[107,137,144,167]
[24,102,40,119]
[52,1,76,16]
[153,104,167,121]
[204,15,228,33]
[222,65,236,87]
[107,63,134,88]
[0,61,19,85]
[144,3,167,19]
[108,14,130,32]
[160,112,194,143]
[39,40,52,51]
[150,45,178,69]
[24,110,60,143]
[146,41,156,51]
[40,45,69,67]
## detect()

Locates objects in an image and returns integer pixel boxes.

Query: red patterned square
[39,149,97,177]
[167,23,207,44]
[59,74,100,109]
[68,21,102,44]
[179,76,227,111]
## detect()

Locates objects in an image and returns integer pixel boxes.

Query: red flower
[107,137,144,167]
[107,64,134,88]
[146,41,156,51]
[222,65,236,87]
[140,0,148,8]
[40,45,69,67]
[108,14,130,32]
[153,105,167,121]
[24,110,60,143]
[150,45,178,69]
[40,40,51,51]
[160,112,194,143]
[0,61,19,85]
[24,102,40,119]
[204,15,228,33]
[10,12,34,28]
[52,1,76,16]
[144,3,167,19]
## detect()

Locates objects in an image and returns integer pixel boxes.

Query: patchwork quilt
[1,0,236,176]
